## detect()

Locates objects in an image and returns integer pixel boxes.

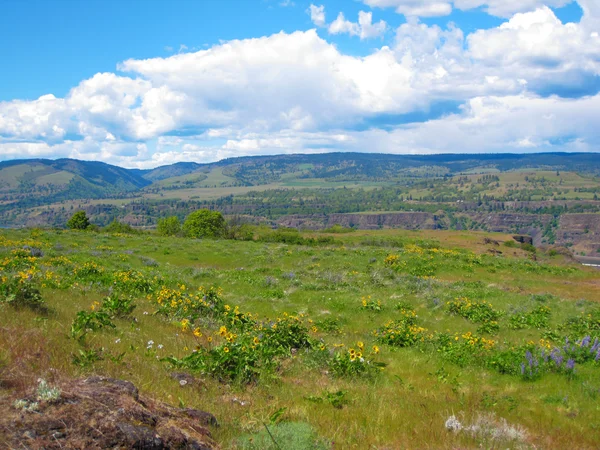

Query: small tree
[157,216,181,236]
[183,209,225,238]
[67,211,90,230]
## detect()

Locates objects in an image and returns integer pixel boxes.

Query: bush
[183,209,226,238]
[237,422,330,450]
[70,310,116,341]
[67,211,90,230]
[104,219,137,234]
[157,216,181,236]
[0,274,44,310]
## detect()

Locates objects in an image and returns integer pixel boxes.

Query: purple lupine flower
[566,359,575,370]
[551,349,563,366]
[520,363,526,375]
[580,336,591,348]
[595,349,600,362]
[526,351,534,365]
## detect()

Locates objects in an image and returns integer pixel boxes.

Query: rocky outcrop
[277,211,600,255]
[278,212,444,230]
[0,377,218,449]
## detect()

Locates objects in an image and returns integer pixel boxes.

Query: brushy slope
[1,228,600,449]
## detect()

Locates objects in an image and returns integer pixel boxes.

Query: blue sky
[0,0,598,167]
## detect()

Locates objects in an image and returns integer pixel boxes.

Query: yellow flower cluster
[455,331,496,350]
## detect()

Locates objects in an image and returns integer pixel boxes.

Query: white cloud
[0,3,599,168]
[358,11,388,39]
[329,11,388,39]
[308,4,326,27]
[362,0,577,17]
[362,0,453,17]
[329,12,360,36]
[455,0,572,18]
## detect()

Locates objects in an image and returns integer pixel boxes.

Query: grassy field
[1,228,600,448]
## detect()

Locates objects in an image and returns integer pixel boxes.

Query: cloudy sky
[0,0,598,168]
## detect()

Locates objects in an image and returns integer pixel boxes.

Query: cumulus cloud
[0,1,599,167]
[329,11,387,39]
[308,4,326,27]
[362,0,453,17]
[362,0,576,17]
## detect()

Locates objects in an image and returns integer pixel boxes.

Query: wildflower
[357,341,364,350]
[115,338,121,344]
[193,328,202,338]
[181,319,190,332]
[566,359,575,371]
[223,347,230,353]
[372,345,380,354]
[179,380,188,386]
[158,344,164,349]
[253,337,260,345]
[445,416,462,432]
[208,337,213,343]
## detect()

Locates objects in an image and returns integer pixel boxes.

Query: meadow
[1,227,600,449]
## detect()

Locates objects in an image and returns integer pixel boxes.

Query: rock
[117,423,163,449]
[512,235,533,245]
[483,237,500,246]
[0,377,219,449]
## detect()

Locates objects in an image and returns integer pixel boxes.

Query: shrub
[446,297,502,324]
[508,305,551,330]
[329,345,383,378]
[237,422,330,450]
[157,216,182,236]
[70,310,116,341]
[101,293,136,317]
[0,273,44,310]
[104,219,137,234]
[376,316,428,348]
[183,209,226,238]
[67,211,91,230]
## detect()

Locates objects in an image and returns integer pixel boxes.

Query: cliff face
[326,212,440,230]
[277,211,600,255]
[556,214,600,254]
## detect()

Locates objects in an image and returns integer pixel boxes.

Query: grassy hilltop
[1,226,600,448]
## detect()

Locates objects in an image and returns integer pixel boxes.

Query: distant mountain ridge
[1,152,599,211]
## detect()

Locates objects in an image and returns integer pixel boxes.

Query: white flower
[158,344,164,349]
[143,311,149,315]
[115,338,121,344]
[445,415,462,432]
[179,380,188,386]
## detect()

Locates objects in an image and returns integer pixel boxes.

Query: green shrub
[70,310,116,341]
[237,422,330,450]
[508,305,551,330]
[101,293,136,317]
[104,219,138,234]
[183,209,226,238]
[157,216,181,236]
[0,274,44,310]
[67,211,91,230]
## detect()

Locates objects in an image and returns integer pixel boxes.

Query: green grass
[1,228,600,449]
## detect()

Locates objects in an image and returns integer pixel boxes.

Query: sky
[0,0,598,169]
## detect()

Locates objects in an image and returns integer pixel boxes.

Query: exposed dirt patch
[0,376,219,449]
